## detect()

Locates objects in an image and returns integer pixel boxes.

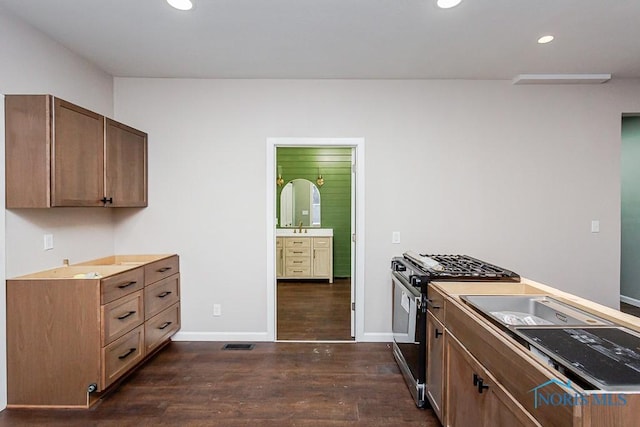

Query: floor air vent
[222,343,255,350]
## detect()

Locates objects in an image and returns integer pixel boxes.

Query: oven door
[392,272,426,407]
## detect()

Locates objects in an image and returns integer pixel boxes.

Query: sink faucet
[298,221,303,233]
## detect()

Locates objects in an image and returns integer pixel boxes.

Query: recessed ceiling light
[167,0,193,11]
[537,35,554,44]
[437,0,462,9]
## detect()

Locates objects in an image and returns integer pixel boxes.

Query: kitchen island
[427,278,640,427]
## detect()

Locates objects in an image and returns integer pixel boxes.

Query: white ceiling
[1,0,639,80]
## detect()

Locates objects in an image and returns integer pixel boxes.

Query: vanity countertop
[276,228,333,237]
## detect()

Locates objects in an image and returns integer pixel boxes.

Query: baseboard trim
[173,331,393,343]
[172,331,271,342]
[620,295,640,308]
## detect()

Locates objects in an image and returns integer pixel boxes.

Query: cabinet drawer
[285,238,310,248]
[101,290,144,346]
[286,256,311,268]
[102,325,144,388]
[101,267,144,304]
[145,303,180,354]
[286,247,310,257]
[144,255,179,286]
[313,237,331,248]
[285,266,311,277]
[427,286,446,324]
[145,274,180,320]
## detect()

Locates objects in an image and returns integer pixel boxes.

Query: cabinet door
[105,118,148,207]
[426,312,445,421]
[446,335,485,426]
[446,335,539,427]
[276,244,284,278]
[312,237,332,281]
[52,98,105,206]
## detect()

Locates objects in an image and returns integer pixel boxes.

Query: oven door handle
[392,272,421,299]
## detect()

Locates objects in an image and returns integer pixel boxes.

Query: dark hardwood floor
[277,279,352,341]
[0,342,439,426]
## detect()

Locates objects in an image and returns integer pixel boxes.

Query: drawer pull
[117,281,137,289]
[158,291,173,298]
[159,321,173,330]
[293,261,303,264]
[117,310,136,320]
[157,267,173,273]
[293,251,303,254]
[118,348,137,360]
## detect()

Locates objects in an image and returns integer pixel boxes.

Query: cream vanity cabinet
[276,235,333,283]
[6,254,180,408]
[4,94,147,208]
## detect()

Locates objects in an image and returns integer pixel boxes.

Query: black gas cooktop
[391,251,520,285]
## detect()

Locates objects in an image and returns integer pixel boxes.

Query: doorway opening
[621,115,640,315]
[266,138,365,342]
[276,147,352,340]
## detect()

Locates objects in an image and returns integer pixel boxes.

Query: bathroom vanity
[276,229,333,283]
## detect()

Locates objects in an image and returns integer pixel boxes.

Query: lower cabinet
[6,254,181,408]
[445,334,539,427]
[277,236,333,283]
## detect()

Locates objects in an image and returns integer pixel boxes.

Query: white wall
[0,6,116,410]
[0,6,116,278]
[113,78,640,340]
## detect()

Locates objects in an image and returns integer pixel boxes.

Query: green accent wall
[621,117,640,300]
[276,147,352,278]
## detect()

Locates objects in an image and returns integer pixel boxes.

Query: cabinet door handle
[101,197,113,204]
[473,373,480,386]
[117,310,136,320]
[159,321,173,330]
[118,348,137,360]
[477,379,489,394]
[427,299,441,310]
[157,267,172,273]
[117,281,137,289]
[435,328,443,338]
[158,291,172,298]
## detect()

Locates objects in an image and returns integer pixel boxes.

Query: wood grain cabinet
[277,236,333,283]
[445,335,539,427]
[6,254,180,408]
[4,94,147,208]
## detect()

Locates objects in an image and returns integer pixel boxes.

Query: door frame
[266,137,365,341]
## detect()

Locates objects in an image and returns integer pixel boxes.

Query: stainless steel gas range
[390,251,520,408]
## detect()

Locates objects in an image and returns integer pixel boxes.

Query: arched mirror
[280,179,321,227]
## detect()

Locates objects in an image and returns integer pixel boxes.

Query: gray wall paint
[113,78,640,339]
[621,117,640,300]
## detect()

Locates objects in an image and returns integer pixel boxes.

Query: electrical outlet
[213,304,222,316]
[44,234,54,250]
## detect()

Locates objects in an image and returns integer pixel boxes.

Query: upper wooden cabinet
[5,95,148,208]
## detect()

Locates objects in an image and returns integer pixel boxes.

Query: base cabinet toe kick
[6,254,181,408]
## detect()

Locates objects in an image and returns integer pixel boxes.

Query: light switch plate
[392,231,401,244]
[591,220,600,233]
[44,234,54,250]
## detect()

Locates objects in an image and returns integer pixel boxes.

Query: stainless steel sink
[460,295,612,328]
